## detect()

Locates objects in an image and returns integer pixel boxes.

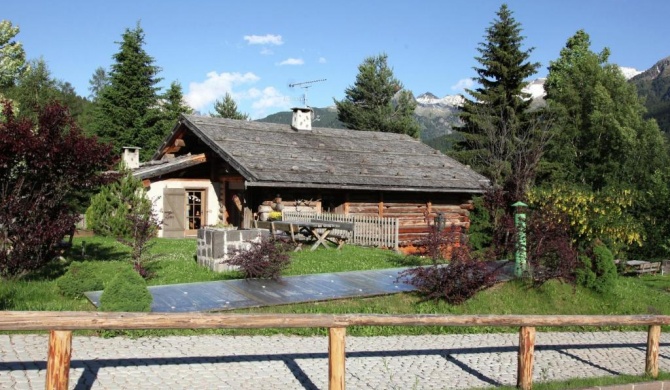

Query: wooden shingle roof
[133,153,206,180]
[164,114,488,193]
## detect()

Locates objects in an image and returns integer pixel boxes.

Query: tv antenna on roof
[288,78,326,108]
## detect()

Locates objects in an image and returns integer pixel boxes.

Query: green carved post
[512,201,528,277]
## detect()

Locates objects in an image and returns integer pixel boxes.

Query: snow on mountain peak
[619,66,642,80]
[416,93,465,107]
[521,78,546,100]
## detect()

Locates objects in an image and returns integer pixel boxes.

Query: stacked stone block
[197,228,269,272]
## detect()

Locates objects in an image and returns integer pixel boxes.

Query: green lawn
[1,235,668,338]
[2,236,667,390]
[477,371,670,390]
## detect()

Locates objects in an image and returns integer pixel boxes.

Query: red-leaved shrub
[398,240,500,305]
[525,205,579,285]
[0,102,114,278]
[225,237,294,280]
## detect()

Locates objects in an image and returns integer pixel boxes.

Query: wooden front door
[162,188,207,237]
[163,188,186,238]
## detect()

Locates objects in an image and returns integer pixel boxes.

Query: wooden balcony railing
[1,312,669,390]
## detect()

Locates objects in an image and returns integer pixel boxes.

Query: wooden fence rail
[1,312,668,390]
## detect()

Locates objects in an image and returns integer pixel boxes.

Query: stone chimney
[121,146,141,169]
[291,107,313,131]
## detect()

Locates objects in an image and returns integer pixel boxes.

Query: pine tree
[88,66,109,101]
[543,29,670,258]
[3,59,90,123]
[211,92,248,120]
[334,53,419,138]
[452,4,541,195]
[140,81,193,157]
[86,170,153,238]
[543,30,668,190]
[4,59,58,118]
[89,22,162,158]
[162,81,193,120]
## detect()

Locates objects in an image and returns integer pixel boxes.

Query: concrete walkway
[84,267,418,313]
[1,331,668,389]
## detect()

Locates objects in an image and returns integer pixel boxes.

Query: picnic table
[254,219,354,251]
[615,260,662,275]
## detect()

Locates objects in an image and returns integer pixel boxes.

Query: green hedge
[576,244,618,293]
[56,261,104,298]
[99,265,152,312]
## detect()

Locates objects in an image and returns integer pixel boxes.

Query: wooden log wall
[346,199,473,245]
[234,184,476,246]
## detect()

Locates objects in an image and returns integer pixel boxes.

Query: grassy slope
[1,236,668,337]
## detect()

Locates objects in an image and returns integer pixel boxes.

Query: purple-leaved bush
[0,102,115,278]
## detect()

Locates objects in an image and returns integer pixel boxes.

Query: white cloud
[260,47,274,55]
[185,71,260,111]
[243,34,283,45]
[186,71,292,119]
[277,58,304,66]
[451,78,474,92]
[318,57,327,64]
[250,87,288,109]
[247,87,291,118]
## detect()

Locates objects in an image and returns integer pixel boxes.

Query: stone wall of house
[196,228,269,272]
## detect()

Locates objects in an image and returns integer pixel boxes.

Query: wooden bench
[253,220,306,250]
[634,262,661,275]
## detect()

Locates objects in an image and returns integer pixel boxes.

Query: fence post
[517,326,535,390]
[646,325,661,378]
[47,330,72,390]
[329,327,346,390]
[394,218,399,251]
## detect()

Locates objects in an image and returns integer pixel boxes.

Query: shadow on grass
[386,254,427,267]
[66,242,129,263]
[0,289,15,310]
[19,259,70,281]
[20,240,130,282]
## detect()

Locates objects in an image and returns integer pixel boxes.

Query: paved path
[84,263,517,313]
[1,331,668,389]
[84,267,417,313]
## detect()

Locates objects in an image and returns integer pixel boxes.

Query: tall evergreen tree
[161,81,193,120]
[452,4,541,196]
[90,22,162,158]
[334,53,419,138]
[543,30,668,190]
[3,58,92,128]
[88,66,109,101]
[140,81,193,157]
[210,92,248,120]
[5,58,58,116]
[543,30,670,258]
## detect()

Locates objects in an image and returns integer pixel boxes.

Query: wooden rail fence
[0,312,668,390]
[282,211,400,250]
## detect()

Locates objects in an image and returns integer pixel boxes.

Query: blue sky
[4,0,669,119]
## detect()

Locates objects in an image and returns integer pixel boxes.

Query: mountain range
[629,56,670,135]
[257,57,670,150]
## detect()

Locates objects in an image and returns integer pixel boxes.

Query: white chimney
[291,107,313,131]
[122,146,141,169]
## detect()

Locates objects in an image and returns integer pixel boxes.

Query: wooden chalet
[131,108,489,246]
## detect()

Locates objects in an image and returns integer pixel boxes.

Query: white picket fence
[282,211,399,250]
